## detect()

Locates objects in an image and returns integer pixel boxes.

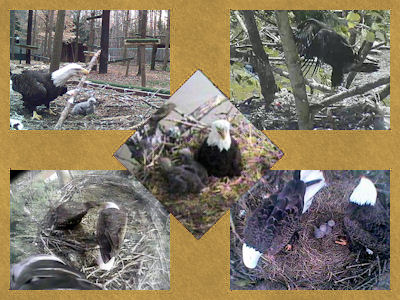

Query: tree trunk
[99,10,110,74]
[10,10,16,61]
[137,10,148,76]
[50,10,66,73]
[122,10,130,65]
[43,12,49,56]
[46,10,54,59]
[151,44,157,70]
[32,10,37,57]
[162,10,170,71]
[74,10,81,62]
[241,10,277,109]
[275,10,312,130]
[26,10,33,64]
[88,10,95,51]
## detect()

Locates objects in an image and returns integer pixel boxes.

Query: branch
[272,66,331,93]
[54,50,101,129]
[310,76,390,114]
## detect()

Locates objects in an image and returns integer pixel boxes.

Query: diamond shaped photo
[230,170,389,290]
[115,70,282,238]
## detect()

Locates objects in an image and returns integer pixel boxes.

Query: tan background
[3,1,396,299]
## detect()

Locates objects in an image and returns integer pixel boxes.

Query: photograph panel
[10,10,170,130]
[10,170,170,290]
[230,170,389,290]
[230,10,390,130]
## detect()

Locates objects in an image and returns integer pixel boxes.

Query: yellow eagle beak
[81,68,90,75]
[217,128,226,139]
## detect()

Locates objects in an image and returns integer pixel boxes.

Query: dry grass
[230,170,390,290]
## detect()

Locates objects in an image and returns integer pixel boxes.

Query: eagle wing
[97,208,127,262]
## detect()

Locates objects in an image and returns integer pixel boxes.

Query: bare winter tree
[122,10,130,65]
[26,10,33,64]
[275,10,312,129]
[88,10,96,52]
[46,10,54,58]
[50,10,66,73]
[241,10,277,109]
[137,10,148,76]
[10,10,16,61]
[162,10,170,71]
[99,10,110,74]
[74,10,81,62]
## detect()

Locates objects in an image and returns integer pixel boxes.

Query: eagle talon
[335,238,348,246]
[47,108,57,116]
[32,111,43,120]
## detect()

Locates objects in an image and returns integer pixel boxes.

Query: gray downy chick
[72,97,97,115]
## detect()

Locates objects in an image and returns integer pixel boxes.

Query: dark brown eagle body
[295,18,379,86]
[344,201,390,257]
[196,138,242,178]
[10,255,102,290]
[50,201,97,230]
[244,173,306,256]
[96,204,127,269]
[11,70,67,114]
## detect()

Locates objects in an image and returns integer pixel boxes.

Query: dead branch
[54,50,101,129]
[272,66,331,93]
[310,76,390,114]
[189,94,228,121]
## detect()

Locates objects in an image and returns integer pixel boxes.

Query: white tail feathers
[242,243,262,269]
[97,254,115,271]
[350,176,377,206]
[301,170,326,213]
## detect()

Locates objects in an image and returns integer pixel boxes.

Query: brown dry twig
[54,50,101,129]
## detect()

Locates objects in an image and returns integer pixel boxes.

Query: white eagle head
[51,63,89,87]
[350,176,377,206]
[207,119,231,151]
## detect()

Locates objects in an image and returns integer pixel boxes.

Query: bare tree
[122,10,130,65]
[74,10,81,62]
[26,10,33,64]
[162,10,170,71]
[88,10,96,51]
[10,10,16,61]
[275,10,312,129]
[46,10,54,58]
[241,10,277,108]
[137,10,148,76]
[50,10,66,73]
[99,10,110,74]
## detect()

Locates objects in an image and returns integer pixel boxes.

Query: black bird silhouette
[295,18,379,87]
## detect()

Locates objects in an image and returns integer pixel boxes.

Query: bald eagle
[295,18,379,87]
[337,176,390,258]
[196,119,242,178]
[96,202,128,271]
[242,170,326,269]
[11,63,89,120]
[47,201,99,230]
[10,255,102,290]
